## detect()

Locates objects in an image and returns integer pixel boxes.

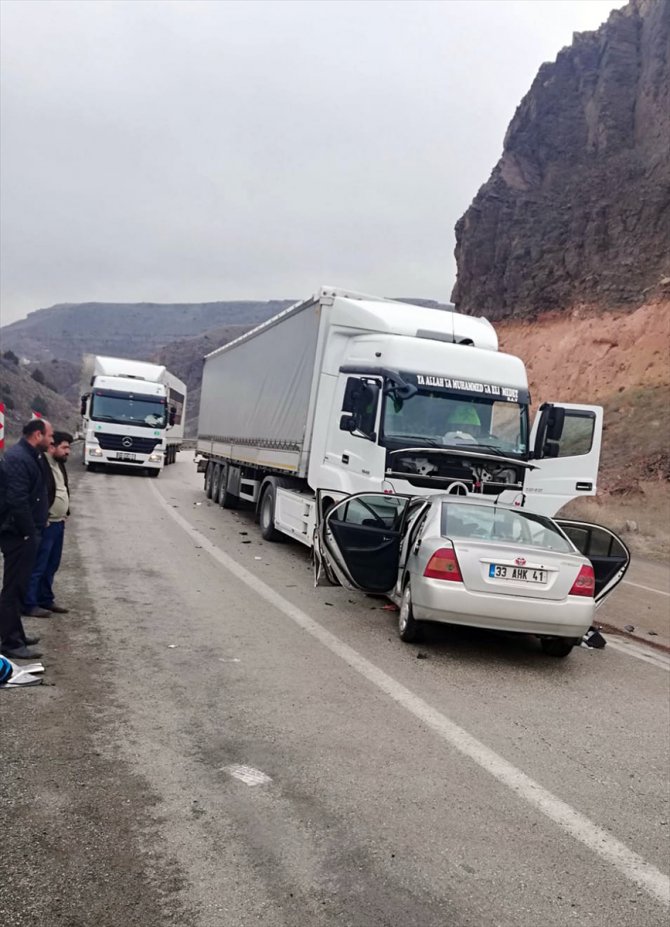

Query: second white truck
[196,287,603,545]
[81,355,187,476]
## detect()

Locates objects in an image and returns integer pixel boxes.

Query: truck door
[315,493,411,593]
[523,403,603,516]
[554,520,630,606]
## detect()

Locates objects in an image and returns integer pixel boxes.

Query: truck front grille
[96,434,161,454]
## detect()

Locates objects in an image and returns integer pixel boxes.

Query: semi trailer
[196,287,603,544]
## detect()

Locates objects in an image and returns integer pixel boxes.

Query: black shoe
[47,604,69,614]
[24,635,41,646]
[23,606,51,618]
[1,645,43,660]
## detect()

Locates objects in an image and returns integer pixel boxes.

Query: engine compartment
[386,448,525,494]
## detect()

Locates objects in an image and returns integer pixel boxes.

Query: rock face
[452,0,670,318]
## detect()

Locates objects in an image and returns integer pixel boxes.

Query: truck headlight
[88,446,104,457]
[148,453,163,462]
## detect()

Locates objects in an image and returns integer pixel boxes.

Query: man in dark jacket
[0,418,54,659]
[24,431,73,617]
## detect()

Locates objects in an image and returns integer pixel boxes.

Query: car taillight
[569,564,595,597]
[424,548,463,582]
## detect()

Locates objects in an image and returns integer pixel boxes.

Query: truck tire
[211,464,223,501]
[259,484,282,541]
[218,463,240,509]
[205,462,215,498]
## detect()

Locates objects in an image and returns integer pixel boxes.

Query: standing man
[24,431,73,617]
[0,418,53,660]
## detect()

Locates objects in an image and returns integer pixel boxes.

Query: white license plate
[116,452,137,461]
[489,564,547,584]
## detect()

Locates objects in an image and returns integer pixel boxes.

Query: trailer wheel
[259,484,282,541]
[205,462,215,498]
[217,463,240,509]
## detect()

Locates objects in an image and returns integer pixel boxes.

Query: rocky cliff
[452,0,670,317]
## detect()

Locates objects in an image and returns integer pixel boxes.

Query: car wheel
[540,637,575,658]
[398,583,421,643]
[259,485,282,541]
[205,463,215,498]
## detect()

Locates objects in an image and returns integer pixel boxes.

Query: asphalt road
[1,454,668,927]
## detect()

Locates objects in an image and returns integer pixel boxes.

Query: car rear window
[440,502,574,553]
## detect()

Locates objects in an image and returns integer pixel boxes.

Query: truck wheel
[218,464,240,509]
[540,637,575,658]
[259,485,282,541]
[205,463,215,498]
[398,583,422,643]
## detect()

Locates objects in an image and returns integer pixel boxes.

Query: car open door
[315,493,411,594]
[555,519,630,606]
[523,403,603,516]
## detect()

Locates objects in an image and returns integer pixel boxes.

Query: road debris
[624,624,635,633]
[582,627,607,649]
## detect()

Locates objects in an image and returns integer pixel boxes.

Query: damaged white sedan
[316,493,629,658]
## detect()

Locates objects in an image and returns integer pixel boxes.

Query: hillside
[0,299,294,364]
[452,0,669,317]
[0,354,79,443]
[497,296,670,557]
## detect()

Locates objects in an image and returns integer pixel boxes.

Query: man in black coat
[0,418,54,659]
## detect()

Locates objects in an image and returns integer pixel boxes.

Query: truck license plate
[489,564,547,584]
[116,452,137,461]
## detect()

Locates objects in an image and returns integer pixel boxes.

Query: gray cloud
[0,0,621,324]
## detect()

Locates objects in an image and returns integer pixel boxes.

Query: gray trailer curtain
[198,303,321,447]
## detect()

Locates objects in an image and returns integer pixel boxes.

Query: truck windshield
[91,391,167,428]
[383,389,528,456]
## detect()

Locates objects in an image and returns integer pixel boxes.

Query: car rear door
[524,403,603,516]
[554,520,630,605]
[315,493,412,594]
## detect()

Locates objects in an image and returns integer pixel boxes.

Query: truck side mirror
[533,403,565,459]
[80,394,88,416]
[339,378,379,441]
[545,406,565,442]
[168,407,177,426]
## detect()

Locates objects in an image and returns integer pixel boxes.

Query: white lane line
[222,765,272,786]
[151,484,670,908]
[623,580,670,598]
[606,637,670,671]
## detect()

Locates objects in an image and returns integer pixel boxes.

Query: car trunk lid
[450,540,585,601]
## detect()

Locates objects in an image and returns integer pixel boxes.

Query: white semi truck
[196,287,603,543]
[81,355,187,476]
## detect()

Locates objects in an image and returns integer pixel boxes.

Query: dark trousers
[0,535,39,651]
[25,521,65,609]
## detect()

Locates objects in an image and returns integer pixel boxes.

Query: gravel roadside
[0,469,196,927]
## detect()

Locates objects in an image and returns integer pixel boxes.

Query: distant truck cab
[81,355,187,476]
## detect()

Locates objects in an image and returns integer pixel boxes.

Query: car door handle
[342,454,349,464]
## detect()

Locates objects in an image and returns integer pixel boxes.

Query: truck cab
[82,374,170,475]
[308,298,601,519]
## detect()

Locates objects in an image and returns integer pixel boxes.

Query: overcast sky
[1,0,622,324]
